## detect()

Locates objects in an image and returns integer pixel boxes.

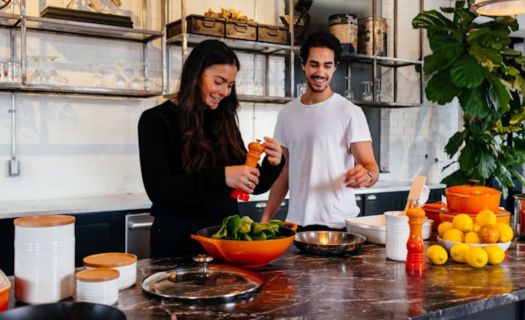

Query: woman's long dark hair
[176,39,245,173]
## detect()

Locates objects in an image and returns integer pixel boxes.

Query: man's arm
[260,148,289,223]
[344,141,379,188]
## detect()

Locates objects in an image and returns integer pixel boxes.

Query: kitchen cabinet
[73,212,126,267]
[238,199,289,222]
[357,187,444,216]
[0,218,15,276]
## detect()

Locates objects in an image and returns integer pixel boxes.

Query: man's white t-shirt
[274,93,372,228]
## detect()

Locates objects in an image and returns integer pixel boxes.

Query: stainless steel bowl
[294,231,366,256]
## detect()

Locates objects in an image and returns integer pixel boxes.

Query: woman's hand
[225,165,260,193]
[262,137,282,166]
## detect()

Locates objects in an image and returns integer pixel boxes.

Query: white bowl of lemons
[437,236,511,252]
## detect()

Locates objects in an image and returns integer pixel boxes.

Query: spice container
[358,17,387,56]
[83,253,137,290]
[329,14,358,53]
[76,268,119,305]
[14,215,75,304]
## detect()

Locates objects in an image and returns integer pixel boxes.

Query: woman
[138,39,284,257]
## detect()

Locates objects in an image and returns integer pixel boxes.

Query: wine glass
[362,81,372,101]
[112,62,127,89]
[46,56,68,86]
[375,79,382,102]
[344,75,353,100]
[29,56,48,85]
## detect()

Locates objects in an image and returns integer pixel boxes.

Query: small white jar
[83,253,137,290]
[14,215,75,304]
[76,268,119,305]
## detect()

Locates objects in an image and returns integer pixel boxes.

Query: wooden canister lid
[83,252,137,268]
[76,268,120,282]
[14,215,75,228]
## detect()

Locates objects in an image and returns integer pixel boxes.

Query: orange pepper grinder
[405,199,426,273]
[230,140,265,202]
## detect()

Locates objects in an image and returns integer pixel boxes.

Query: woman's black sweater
[138,100,285,221]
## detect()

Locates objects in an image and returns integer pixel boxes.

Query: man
[261,31,379,231]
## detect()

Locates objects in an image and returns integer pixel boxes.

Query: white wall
[0,0,464,202]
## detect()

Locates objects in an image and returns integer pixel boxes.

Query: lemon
[464,231,480,244]
[438,221,454,237]
[450,243,470,263]
[465,246,488,268]
[473,223,481,232]
[452,214,474,232]
[443,228,464,243]
[495,223,513,243]
[476,210,497,226]
[484,245,505,265]
[426,245,448,265]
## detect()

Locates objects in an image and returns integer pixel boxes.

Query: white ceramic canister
[76,268,119,305]
[83,252,137,290]
[385,211,411,261]
[14,215,75,304]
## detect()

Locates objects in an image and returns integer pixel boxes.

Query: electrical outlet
[8,158,20,176]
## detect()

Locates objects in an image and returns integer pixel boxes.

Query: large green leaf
[469,45,502,65]
[412,10,456,31]
[478,150,497,178]
[441,169,469,187]
[458,142,479,171]
[428,32,463,59]
[467,28,509,46]
[423,54,455,74]
[426,68,463,104]
[444,131,466,156]
[487,74,511,113]
[450,55,485,88]
[458,86,489,117]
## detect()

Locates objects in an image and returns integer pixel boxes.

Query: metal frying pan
[0,302,126,320]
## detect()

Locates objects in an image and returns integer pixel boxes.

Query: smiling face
[302,46,336,95]
[199,64,238,110]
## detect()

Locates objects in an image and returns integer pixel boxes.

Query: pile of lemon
[426,210,513,268]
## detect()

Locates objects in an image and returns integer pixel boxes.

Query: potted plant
[412,0,525,197]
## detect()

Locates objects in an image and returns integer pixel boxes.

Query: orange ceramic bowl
[423,202,447,230]
[439,208,511,225]
[191,222,297,268]
[446,185,501,214]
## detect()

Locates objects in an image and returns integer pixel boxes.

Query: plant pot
[445,185,501,213]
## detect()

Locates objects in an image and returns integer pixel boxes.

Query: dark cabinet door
[238,200,289,222]
[73,212,126,267]
[363,192,405,216]
[0,218,14,275]
[355,195,364,216]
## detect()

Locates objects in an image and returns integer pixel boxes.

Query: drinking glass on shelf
[46,56,68,86]
[29,56,48,85]
[362,81,372,101]
[112,63,127,89]
[344,75,353,100]
[296,83,306,97]
[129,63,145,90]
[375,79,382,102]
[91,64,106,88]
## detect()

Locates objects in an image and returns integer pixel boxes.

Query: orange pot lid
[446,185,501,195]
[14,215,75,228]
[77,268,119,282]
[83,252,137,268]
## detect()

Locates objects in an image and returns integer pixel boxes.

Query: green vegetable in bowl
[211,215,285,241]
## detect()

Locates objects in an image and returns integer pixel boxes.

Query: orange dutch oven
[445,184,501,214]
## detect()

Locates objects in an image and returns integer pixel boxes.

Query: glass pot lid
[141,255,263,301]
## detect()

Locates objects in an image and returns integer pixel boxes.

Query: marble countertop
[109,240,524,320]
[0,182,445,219]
